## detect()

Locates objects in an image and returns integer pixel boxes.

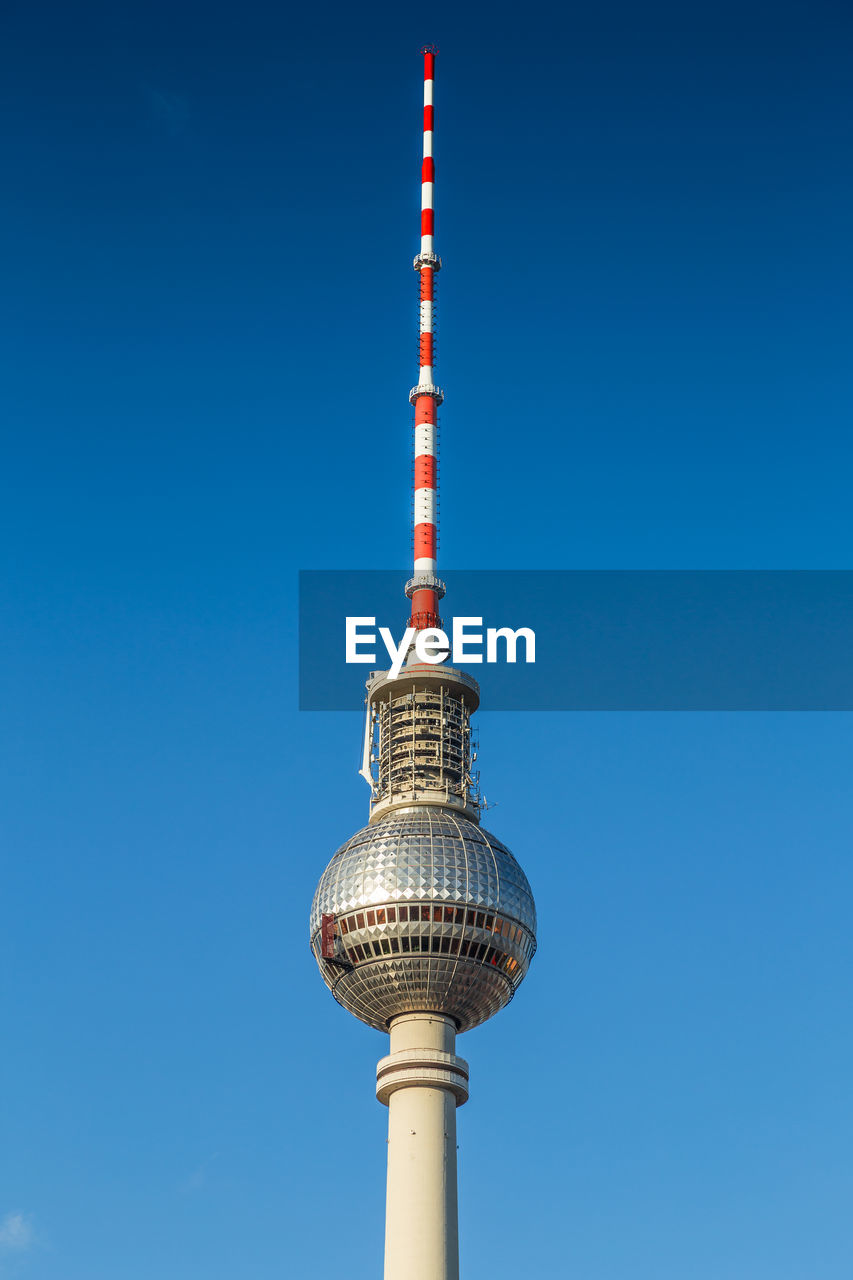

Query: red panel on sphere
[321,913,336,959]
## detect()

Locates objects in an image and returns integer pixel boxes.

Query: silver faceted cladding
[310,806,537,1032]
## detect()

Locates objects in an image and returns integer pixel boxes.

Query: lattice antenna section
[365,667,481,822]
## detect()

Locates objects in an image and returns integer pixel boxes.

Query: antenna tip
[421,44,439,56]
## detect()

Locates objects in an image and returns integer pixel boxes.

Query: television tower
[310,48,537,1280]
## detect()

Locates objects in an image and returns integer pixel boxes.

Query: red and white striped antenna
[405,45,446,632]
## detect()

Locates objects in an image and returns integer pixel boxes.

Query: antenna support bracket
[414,252,442,272]
[405,574,447,601]
[410,384,444,405]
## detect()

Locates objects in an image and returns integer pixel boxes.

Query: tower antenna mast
[406,44,446,632]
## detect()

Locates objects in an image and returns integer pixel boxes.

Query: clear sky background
[2,0,852,1276]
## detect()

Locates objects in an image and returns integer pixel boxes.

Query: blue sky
[2,0,852,1276]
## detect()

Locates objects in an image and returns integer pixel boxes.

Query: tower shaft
[378,1013,468,1280]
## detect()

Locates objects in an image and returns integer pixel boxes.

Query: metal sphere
[310,808,537,1032]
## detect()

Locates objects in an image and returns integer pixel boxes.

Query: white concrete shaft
[380,1014,464,1280]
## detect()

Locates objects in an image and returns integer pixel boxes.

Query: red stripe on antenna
[414,523,437,559]
[419,333,434,366]
[415,397,436,425]
[410,591,440,629]
[415,455,437,489]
